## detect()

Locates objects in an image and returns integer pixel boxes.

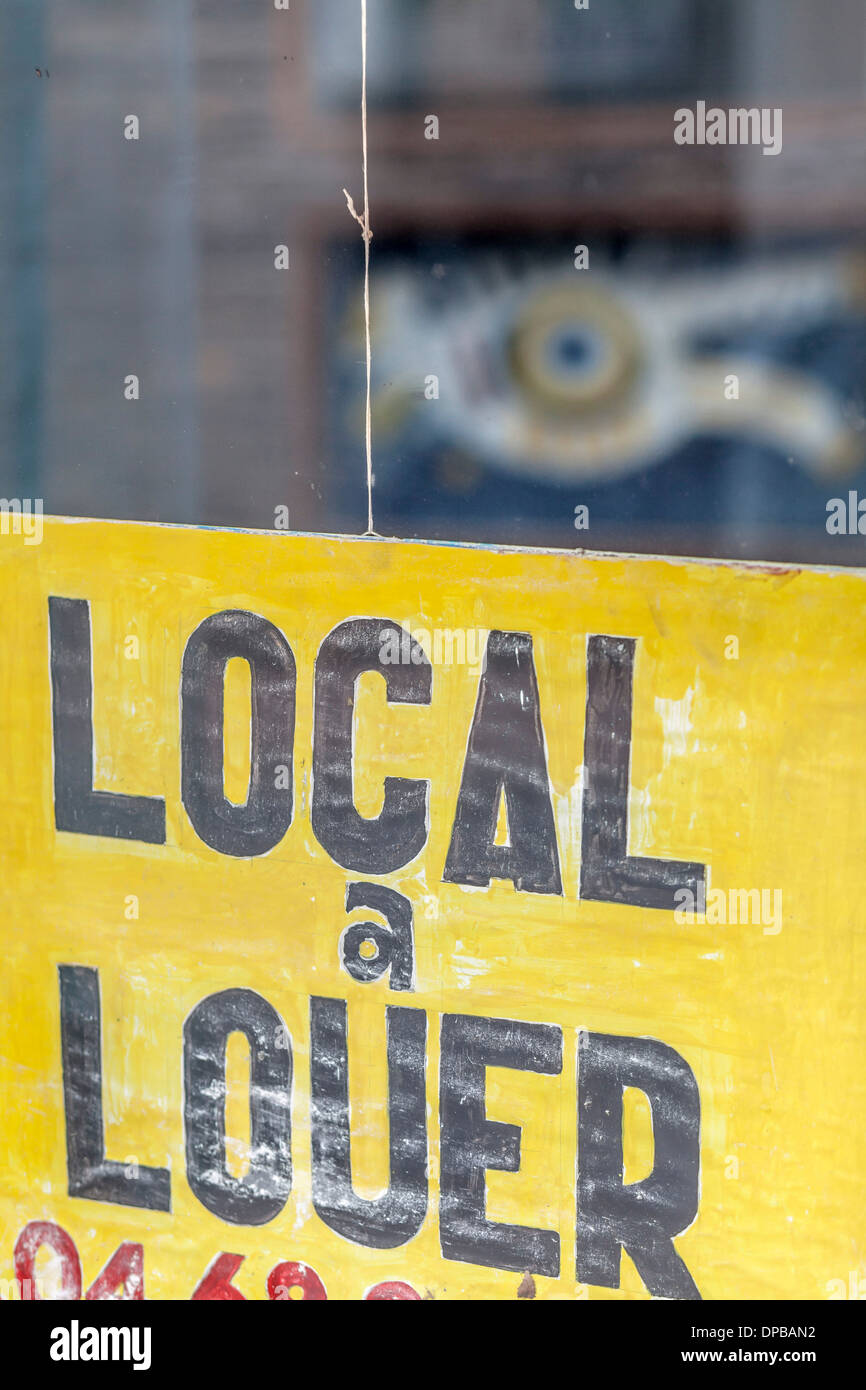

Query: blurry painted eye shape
[507,285,642,416]
[546,325,603,371]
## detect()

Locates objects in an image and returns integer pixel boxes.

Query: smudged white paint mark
[291,1191,316,1236]
[654,686,695,767]
[408,863,439,923]
[553,780,582,879]
[631,784,654,854]
[630,683,703,855]
[452,943,489,990]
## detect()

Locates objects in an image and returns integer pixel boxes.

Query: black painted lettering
[443,631,561,894]
[181,610,295,857]
[312,619,430,873]
[577,1030,701,1299]
[310,997,427,1248]
[580,635,705,909]
[49,597,165,843]
[184,988,292,1225]
[439,1012,562,1276]
[340,882,415,991]
[58,965,170,1211]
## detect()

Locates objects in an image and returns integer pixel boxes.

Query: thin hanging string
[343,0,375,536]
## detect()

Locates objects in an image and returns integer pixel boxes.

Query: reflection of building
[1,0,865,561]
[313,0,726,108]
[0,0,46,500]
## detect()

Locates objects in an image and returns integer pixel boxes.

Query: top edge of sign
[34,513,866,581]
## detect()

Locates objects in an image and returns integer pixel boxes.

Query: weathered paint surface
[0,517,863,1300]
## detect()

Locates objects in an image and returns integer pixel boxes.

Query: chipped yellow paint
[0,516,864,1300]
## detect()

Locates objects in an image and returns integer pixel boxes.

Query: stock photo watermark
[826,1271,866,1300]
[0,497,43,545]
[674,101,783,157]
[379,621,486,675]
[826,491,866,534]
[674,884,783,935]
[50,1322,152,1370]
[0,1274,48,1300]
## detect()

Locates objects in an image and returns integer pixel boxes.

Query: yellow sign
[0,517,863,1301]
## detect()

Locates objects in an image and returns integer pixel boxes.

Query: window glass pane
[1,0,864,563]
